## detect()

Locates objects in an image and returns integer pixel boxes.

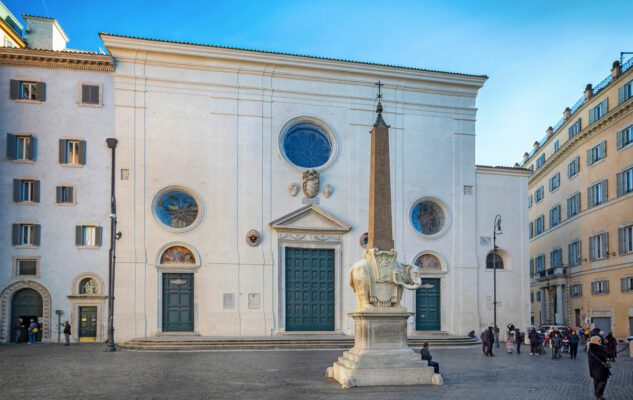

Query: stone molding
[278,233,341,243]
[0,47,114,72]
[0,280,52,343]
[270,204,351,234]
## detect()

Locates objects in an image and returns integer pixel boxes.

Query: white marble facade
[98,34,530,341]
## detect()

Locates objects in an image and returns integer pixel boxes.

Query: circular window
[281,121,333,169]
[155,189,199,230]
[410,198,448,237]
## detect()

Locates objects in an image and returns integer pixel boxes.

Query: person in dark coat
[486,326,495,356]
[27,319,38,344]
[588,336,611,399]
[480,329,489,356]
[604,333,617,362]
[568,329,580,359]
[514,328,524,354]
[63,321,71,346]
[14,318,24,344]
[420,342,440,374]
[528,328,539,355]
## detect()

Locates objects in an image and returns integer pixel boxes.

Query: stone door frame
[0,280,52,343]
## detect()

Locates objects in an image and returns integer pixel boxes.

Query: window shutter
[600,141,606,158]
[29,137,37,160]
[6,134,17,159]
[587,187,594,208]
[36,82,45,101]
[602,98,608,113]
[617,130,624,149]
[13,179,20,202]
[95,226,103,246]
[622,278,627,292]
[602,233,609,257]
[82,85,90,104]
[589,238,594,260]
[78,140,86,165]
[602,180,608,201]
[56,187,62,203]
[619,85,626,104]
[619,227,626,254]
[10,80,20,99]
[586,148,592,165]
[59,140,66,164]
[34,224,41,246]
[617,172,624,197]
[589,107,595,124]
[12,224,19,245]
[91,86,100,104]
[578,240,582,263]
[75,226,83,246]
[68,186,74,202]
[33,180,40,202]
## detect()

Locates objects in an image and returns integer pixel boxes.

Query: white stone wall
[0,65,112,342]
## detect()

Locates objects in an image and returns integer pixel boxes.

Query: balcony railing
[537,266,568,279]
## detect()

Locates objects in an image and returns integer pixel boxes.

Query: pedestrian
[14,318,24,344]
[63,321,71,346]
[505,331,514,354]
[480,329,489,356]
[27,319,38,344]
[486,326,495,356]
[529,327,539,355]
[551,332,562,359]
[604,333,617,362]
[420,342,440,374]
[588,336,611,400]
[515,328,524,354]
[598,331,606,346]
[569,329,580,359]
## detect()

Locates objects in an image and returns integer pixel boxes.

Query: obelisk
[326,82,441,388]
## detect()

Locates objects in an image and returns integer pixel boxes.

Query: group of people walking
[13,318,72,346]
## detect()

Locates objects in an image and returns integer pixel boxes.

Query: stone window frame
[276,116,339,173]
[77,82,104,108]
[12,256,41,278]
[411,250,448,275]
[408,195,451,240]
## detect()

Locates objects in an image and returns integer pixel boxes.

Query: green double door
[79,306,97,342]
[285,248,335,331]
[416,278,441,331]
[162,273,194,332]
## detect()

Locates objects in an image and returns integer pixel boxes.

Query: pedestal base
[326,309,442,388]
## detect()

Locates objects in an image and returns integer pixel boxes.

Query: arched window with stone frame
[486,251,504,269]
[79,277,99,295]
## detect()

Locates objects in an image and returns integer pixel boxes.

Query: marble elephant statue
[349,259,422,308]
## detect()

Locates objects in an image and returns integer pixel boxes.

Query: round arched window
[486,252,504,269]
[281,121,333,169]
[411,199,446,236]
[161,246,196,265]
[79,278,98,295]
[155,189,199,229]
[414,254,441,271]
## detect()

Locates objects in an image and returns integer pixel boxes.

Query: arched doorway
[11,288,43,342]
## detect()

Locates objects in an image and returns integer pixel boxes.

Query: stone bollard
[629,340,633,358]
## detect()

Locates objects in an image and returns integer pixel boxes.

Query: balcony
[535,266,568,282]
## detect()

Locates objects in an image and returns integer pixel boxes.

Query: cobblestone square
[0,344,631,399]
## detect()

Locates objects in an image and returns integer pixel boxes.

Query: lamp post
[105,138,118,352]
[493,214,502,348]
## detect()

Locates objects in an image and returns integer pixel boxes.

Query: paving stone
[0,343,631,399]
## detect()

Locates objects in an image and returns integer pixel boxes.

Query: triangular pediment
[270,205,351,234]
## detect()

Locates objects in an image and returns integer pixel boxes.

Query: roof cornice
[528,96,633,186]
[99,33,487,88]
[0,47,114,72]
[476,165,531,176]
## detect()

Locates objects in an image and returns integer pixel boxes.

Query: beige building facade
[524,58,633,338]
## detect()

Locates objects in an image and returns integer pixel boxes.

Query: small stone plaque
[120,169,130,180]
[223,293,235,309]
[463,185,473,195]
[302,197,320,205]
[248,293,260,309]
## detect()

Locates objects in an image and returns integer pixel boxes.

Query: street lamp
[105,138,118,352]
[493,214,502,348]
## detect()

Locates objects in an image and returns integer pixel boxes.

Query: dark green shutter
[589,107,595,124]
[34,225,41,246]
[617,130,624,149]
[600,141,606,158]
[95,226,103,246]
[602,98,608,113]
[10,80,20,99]
[68,186,74,202]
[13,179,20,202]
[602,180,608,201]
[29,136,37,160]
[78,140,86,165]
[617,172,624,197]
[92,86,100,104]
[36,82,45,101]
[12,224,19,245]
[81,85,90,104]
[619,85,626,104]
[33,180,40,202]
[59,140,66,164]
[619,227,625,254]
[6,133,16,159]
[587,187,594,208]
[56,187,62,203]
[75,226,83,246]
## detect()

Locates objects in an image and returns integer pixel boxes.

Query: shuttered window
[535,215,545,235]
[10,80,45,101]
[588,98,608,124]
[617,125,633,149]
[550,248,562,267]
[6,134,37,161]
[536,153,546,169]
[554,140,560,152]
[549,172,560,192]
[56,186,74,204]
[529,221,534,239]
[616,167,633,197]
[568,118,581,139]
[621,277,633,293]
[567,192,581,218]
[13,179,40,202]
[618,80,633,104]
[535,186,545,203]
[591,280,609,295]
[619,224,633,255]
[589,233,608,260]
[586,141,607,165]
[567,156,580,178]
[587,180,608,208]
[535,255,545,272]
[528,194,533,209]
[81,84,100,105]
[549,205,561,228]
[12,224,41,246]
[75,225,103,247]
[569,284,582,297]
[568,240,582,266]
[59,139,86,165]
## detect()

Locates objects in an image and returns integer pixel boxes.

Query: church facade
[101,33,531,341]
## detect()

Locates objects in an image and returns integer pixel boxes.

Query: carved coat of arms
[302,169,320,198]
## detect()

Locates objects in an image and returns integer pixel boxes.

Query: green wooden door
[79,306,97,341]
[162,273,194,332]
[416,278,441,331]
[285,248,334,331]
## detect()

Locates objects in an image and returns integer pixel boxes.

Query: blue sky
[6,0,633,166]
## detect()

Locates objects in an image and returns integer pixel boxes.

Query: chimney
[612,61,622,80]
[23,15,69,50]
[584,84,593,101]
[523,152,529,162]
[514,162,520,168]
[563,107,572,120]
[546,126,554,138]
[533,141,540,151]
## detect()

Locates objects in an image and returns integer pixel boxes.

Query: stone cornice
[528,96,633,186]
[0,47,114,72]
[476,165,531,177]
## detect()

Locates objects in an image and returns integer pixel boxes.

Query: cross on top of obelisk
[367,80,394,250]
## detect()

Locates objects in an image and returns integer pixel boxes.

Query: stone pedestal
[327,308,440,388]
